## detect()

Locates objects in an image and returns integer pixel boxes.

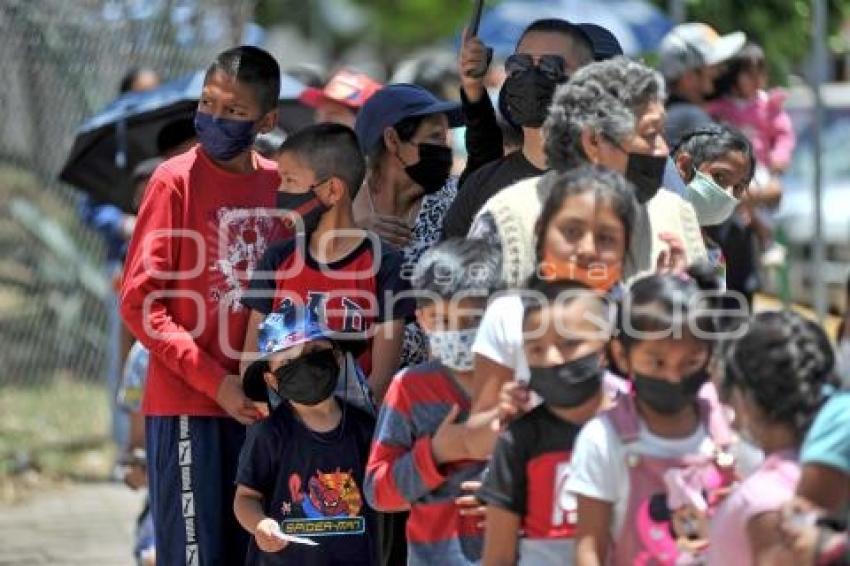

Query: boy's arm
[234,485,287,554]
[372,244,415,404]
[119,174,256,422]
[368,320,404,404]
[482,506,521,566]
[365,375,453,511]
[240,309,265,379]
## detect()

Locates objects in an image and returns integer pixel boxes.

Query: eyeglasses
[505,53,567,82]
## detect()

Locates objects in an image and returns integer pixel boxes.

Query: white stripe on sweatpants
[179,415,200,566]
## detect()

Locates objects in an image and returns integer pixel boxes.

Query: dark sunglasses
[505,53,567,82]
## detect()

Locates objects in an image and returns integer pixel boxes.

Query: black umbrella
[60,70,305,212]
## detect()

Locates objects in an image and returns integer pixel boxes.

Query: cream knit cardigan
[471,174,708,289]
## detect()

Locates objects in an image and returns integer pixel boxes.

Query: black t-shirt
[478,406,582,540]
[237,400,378,566]
[442,151,544,240]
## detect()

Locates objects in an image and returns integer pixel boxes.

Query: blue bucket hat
[353,83,464,154]
[242,305,364,402]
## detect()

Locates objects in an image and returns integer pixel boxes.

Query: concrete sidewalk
[0,482,145,566]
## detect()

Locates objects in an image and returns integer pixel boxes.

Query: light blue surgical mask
[685,169,739,226]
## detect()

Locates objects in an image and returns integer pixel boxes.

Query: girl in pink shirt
[707,43,796,179]
[707,42,796,269]
[707,310,838,565]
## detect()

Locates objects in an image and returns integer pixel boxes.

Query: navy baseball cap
[354,83,463,154]
[578,24,624,61]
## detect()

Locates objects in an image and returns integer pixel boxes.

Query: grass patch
[0,376,113,489]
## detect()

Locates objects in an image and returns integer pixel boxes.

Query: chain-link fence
[0,0,256,466]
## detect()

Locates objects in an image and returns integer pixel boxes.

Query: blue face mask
[194,112,258,162]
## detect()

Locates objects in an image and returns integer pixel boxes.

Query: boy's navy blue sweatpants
[146,415,249,566]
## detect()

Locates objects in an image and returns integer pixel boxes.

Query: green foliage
[347,0,470,58]
[256,0,476,63]
[256,0,850,73]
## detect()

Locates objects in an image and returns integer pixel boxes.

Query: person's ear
[611,339,630,375]
[383,126,402,156]
[580,128,602,165]
[675,152,694,183]
[257,109,279,134]
[325,177,347,206]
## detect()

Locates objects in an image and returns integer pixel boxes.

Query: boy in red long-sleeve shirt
[120,45,285,565]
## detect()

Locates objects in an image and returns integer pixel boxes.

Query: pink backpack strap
[604,394,641,444]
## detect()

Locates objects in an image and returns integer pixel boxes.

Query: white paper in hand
[272,529,319,547]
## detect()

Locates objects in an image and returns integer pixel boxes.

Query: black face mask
[404,143,452,195]
[276,187,330,234]
[528,352,605,409]
[273,349,340,406]
[625,153,667,204]
[500,70,560,128]
[633,367,708,415]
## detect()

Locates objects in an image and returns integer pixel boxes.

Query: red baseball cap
[299,68,383,111]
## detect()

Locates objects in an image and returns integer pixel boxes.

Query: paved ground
[0,482,145,565]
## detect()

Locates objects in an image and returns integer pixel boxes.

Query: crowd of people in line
[79,14,850,566]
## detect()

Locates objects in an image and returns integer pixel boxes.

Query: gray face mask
[684,170,739,226]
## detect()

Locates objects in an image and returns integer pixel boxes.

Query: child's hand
[455,480,487,529]
[255,518,289,553]
[655,231,687,276]
[462,408,500,461]
[498,381,530,425]
[217,375,261,425]
[123,463,147,491]
[458,27,493,100]
[432,404,466,464]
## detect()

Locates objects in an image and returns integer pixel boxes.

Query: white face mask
[684,169,740,226]
[428,329,477,372]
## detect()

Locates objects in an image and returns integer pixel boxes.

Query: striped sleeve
[364,370,447,511]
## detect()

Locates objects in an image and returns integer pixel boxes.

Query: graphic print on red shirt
[241,236,414,375]
[120,147,286,416]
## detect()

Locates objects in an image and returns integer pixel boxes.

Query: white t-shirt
[473,294,629,408]
[565,415,714,536]
[473,294,530,382]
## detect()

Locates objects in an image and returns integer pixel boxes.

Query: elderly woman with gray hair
[469,56,706,287]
